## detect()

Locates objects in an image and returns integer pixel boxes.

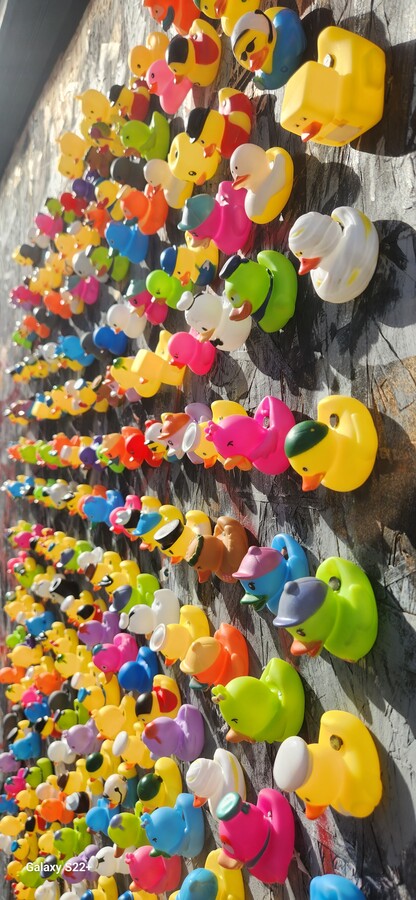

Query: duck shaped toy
[105,222,149,264]
[195,0,257,36]
[144,0,199,35]
[167,331,216,376]
[161,233,219,287]
[124,844,181,894]
[178,181,252,255]
[212,657,304,743]
[180,623,249,689]
[234,534,309,614]
[281,26,385,146]
[166,20,221,86]
[186,748,246,816]
[120,588,180,637]
[310,875,365,900]
[144,159,193,209]
[232,7,306,89]
[146,59,192,115]
[216,789,294,884]
[185,515,249,584]
[121,112,170,161]
[220,249,297,332]
[120,185,168,235]
[137,757,182,812]
[142,705,205,761]
[140,792,205,858]
[177,289,252,351]
[170,848,245,900]
[284,395,379,492]
[168,89,253,186]
[288,206,379,303]
[273,709,382,819]
[150,605,210,665]
[129,32,170,81]
[111,330,186,398]
[273,556,378,661]
[230,144,293,224]
[205,396,295,475]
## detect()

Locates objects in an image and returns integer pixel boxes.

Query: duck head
[284,420,334,490]
[273,578,334,656]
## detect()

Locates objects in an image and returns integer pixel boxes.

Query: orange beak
[301,121,322,142]
[298,256,321,275]
[193,795,207,808]
[304,803,327,820]
[290,639,323,657]
[248,47,269,71]
[232,174,249,188]
[301,472,324,492]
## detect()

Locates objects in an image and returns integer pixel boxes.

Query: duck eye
[188,170,197,177]
[248,582,255,590]
[227,440,234,447]
[246,40,255,54]
[302,466,308,472]
[231,718,238,724]
[296,628,306,637]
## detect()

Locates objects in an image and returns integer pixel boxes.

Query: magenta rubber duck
[125,845,182,893]
[92,633,138,674]
[142,704,205,761]
[216,789,294,884]
[178,181,252,255]
[145,58,192,114]
[167,331,216,375]
[205,396,296,474]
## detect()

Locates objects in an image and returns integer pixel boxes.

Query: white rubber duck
[186,748,246,817]
[230,143,294,224]
[289,206,379,303]
[35,884,61,900]
[144,159,193,209]
[88,846,130,877]
[107,302,146,339]
[177,289,251,351]
[119,588,180,636]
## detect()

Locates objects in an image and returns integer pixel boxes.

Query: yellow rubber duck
[134,674,182,725]
[113,722,154,770]
[197,0,258,37]
[56,131,88,160]
[281,25,385,146]
[150,605,210,665]
[169,848,245,900]
[144,159,193,209]
[153,509,212,564]
[284,395,378,492]
[92,694,137,740]
[166,19,221,86]
[111,331,185,398]
[137,757,182,812]
[76,88,112,124]
[273,710,382,819]
[129,32,170,81]
[58,154,85,180]
[230,144,293,224]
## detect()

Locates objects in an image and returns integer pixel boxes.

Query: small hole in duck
[329,414,339,428]
[330,734,343,751]
[329,576,341,591]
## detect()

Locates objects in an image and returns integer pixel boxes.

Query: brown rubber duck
[185,515,248,583]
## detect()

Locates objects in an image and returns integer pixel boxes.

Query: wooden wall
[0,1,415,898]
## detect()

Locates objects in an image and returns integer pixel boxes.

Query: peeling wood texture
[0,1,415,898]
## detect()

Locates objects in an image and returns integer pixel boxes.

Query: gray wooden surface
[0,1,415,898]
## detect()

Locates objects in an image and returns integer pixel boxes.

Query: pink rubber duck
[92,633,138,673]
[125,845,182,893]
[142,704,205,761]
[128,286,168,325]
[178,181,253,255]
[205,396,295,475]
[145,59,192,114]
[216,789,294,884]
[167,331,216,375]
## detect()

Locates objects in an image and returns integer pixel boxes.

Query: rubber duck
[105,222,149,264]
[154,403,213,462]
[231,7,306,89]
[233,534,309,614]
[186,748,246,816]
[212,657,304,743]
[160,233,219,287]
[185,516,249,583]
[178,181,252,254]
[134,674,181,725]
[167,331,216,376]
[144,0,198,34]
[150,605,210,665]
[108,82,150,123]
[144,159,193,209]
[288,206,379,303]
[129,33,170,80]
[142,705,205,761]
[180,623,249,689]
[170,848,244,900]
[166,20,221,86]
[310,875,365,900]
[281,26,385,146]
[107,303,146,339]
[220,249,297,333]
[146,59,192,115]
[120,185,168,235]
[121,588,180,637]
[216,789,294,884]
[125,845,181,894]
[205,396,295,475]
[168,89,253,186]
[230,144,293,224]
[137,757,182,812]
[273,709,382,819]
[76,88,112,123]
[121,112,170,161]
[92,633,139,674]
[79,876,118,900]
[111,331,186,398]
[195,0,257,35]
[285,395,378,492]
[141,792,204,858]
[118,646,159,694]
[112,724,154,770]
[273,557,378,661]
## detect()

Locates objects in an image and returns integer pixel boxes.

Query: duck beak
[290,639,323,657]
[193,795,207,807]
[298,256,321,274]
[301,472,324,491]
[304,803,327,820]
[226,728,255,744]
[195,173,207,186]
[179,271,191,286]
[232,174,248,188]
[198,328,215,342]
[248,47,269,71]
[203,144,217,158]
[301,121,322,142]
[229,300,252,321]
